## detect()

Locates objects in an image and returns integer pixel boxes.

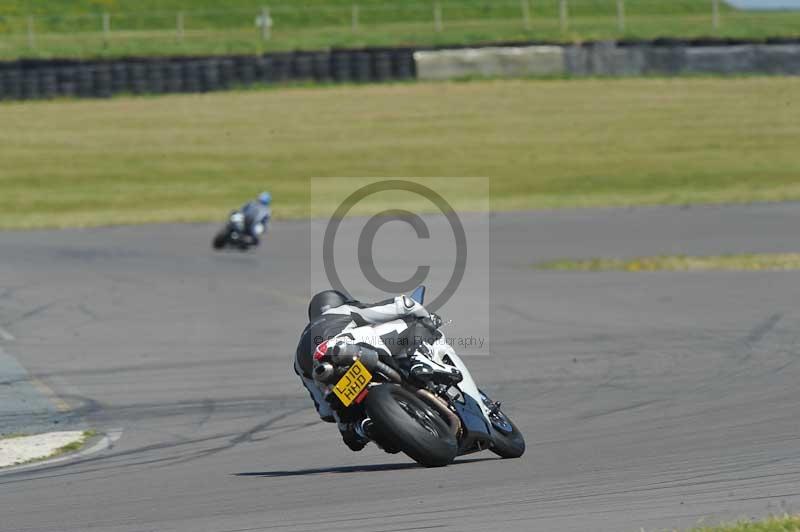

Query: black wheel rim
[489,410,514,434]
[395,397,442,438]
[480,390,514,434]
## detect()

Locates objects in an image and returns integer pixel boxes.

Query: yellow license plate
[333,359,373,407]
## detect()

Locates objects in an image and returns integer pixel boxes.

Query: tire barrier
[292,53,314,81]
[266,53,291,83]
[181,61,200,93]
[0,42,798,101]
[372,51,394,82]
[641,47,686,76]
[77,67,94,98]
[129,63,148,95]
[311,52,332,82]
[755,45,800,75]
[0,70,19,100]
[200,59,220,92]
[94,64,112,98]
[393,49,416,80]
[331,52,352,82]
[21,71,40,100]
[351,51,372,82]
[57,67,76,98]
[235,57,257,86]
[565,42,800,77]
[164,62,183,93]
[111,63,128,94]
[38,68,58,99]
[219,59,235,89]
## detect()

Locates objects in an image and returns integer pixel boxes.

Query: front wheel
[480,390,525,459]
[212,230,228,249]
[365,385,457,467]
[489,417,525,459]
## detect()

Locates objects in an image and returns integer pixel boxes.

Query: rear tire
[365,385,457,467]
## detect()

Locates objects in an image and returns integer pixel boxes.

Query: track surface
[2,204,800,532]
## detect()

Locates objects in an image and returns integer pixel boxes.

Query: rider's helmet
[258,192,272,206]
[308,290,349,320]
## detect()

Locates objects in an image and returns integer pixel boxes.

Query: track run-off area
[1,203,800,531]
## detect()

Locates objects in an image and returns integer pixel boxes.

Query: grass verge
[1,77,799,229]
[690,515,800,531]
[535,253,800,272]
[2,1,797,61]
[51,429,97,457]
[0,432,30,440]
[0,430,96,468]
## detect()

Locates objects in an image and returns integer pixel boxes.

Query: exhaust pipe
[328,343,402,383]
[416,388,461,437]
[313,362,335,383]
[375,361,402,384]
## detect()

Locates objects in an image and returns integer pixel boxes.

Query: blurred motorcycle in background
[212,211,256,251]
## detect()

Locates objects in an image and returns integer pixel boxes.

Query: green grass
[1,430,95,467]
[52,429,96,456]
[535,254,800,272]
[690,515,800,531]
[0,0,797,60]
[1,76,799,229]
[0,0,737,29]
[0,432,30,440]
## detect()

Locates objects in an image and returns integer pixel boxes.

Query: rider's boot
[338,421,368,452]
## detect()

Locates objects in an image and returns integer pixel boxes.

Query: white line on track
[0,327,15,342]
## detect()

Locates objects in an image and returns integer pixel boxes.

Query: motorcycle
[312,286,525,467]
[212,211,257,250]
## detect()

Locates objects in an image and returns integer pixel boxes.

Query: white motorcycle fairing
[326,322,498,447]
[324,285,511,455]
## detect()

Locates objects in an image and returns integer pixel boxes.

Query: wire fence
[0,0,796,58]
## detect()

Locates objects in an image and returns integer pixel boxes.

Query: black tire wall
[0,47,417,100]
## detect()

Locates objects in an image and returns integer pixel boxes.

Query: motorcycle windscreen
[409,286,426,305]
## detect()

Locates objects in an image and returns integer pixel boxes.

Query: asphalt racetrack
[2,203,800,532]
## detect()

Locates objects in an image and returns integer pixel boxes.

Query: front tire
[480,390,525,459]
[489,417,525,459]
[212,230,228,250]
[365,385,457,467]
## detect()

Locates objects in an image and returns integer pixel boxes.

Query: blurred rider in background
[240,191,272,246]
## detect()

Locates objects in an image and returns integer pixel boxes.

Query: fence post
[177,11,185,42]
[260,6,271,41]
[26,16,36,50]
[711,0,720,30]
[616,0,625,32]
[434,1,443,32]
[559,0,568,32]
[102,12,111,46]
[521,0,531,30]
[352,4,359,33]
